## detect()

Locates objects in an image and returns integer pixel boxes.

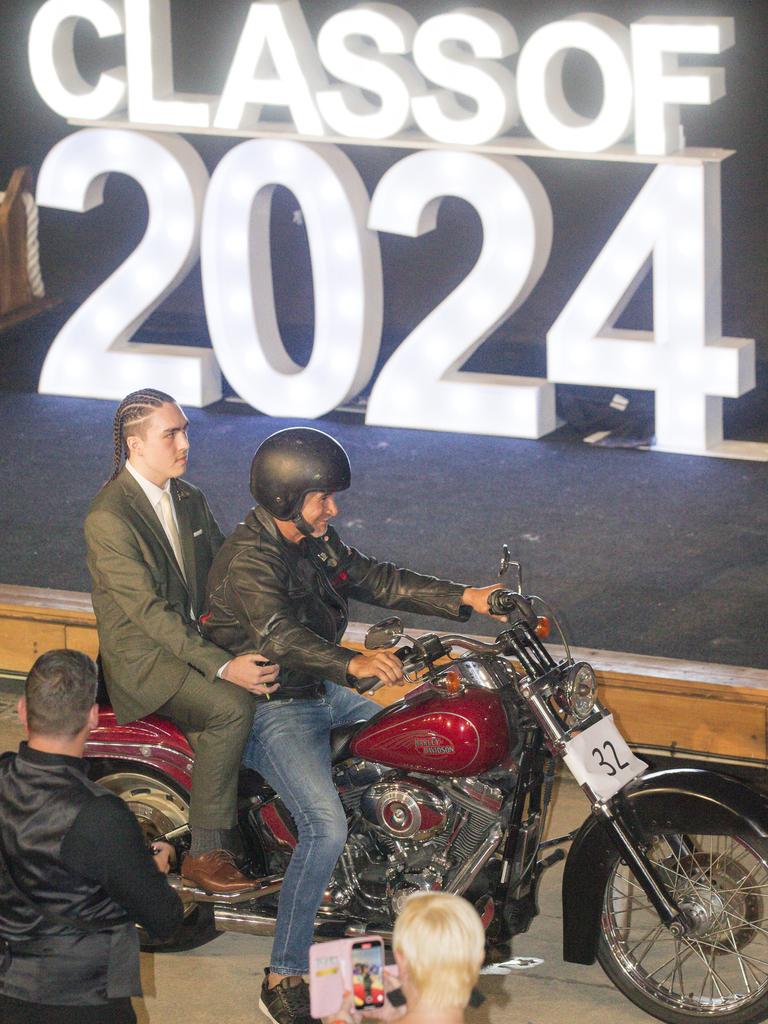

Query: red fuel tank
[351,688,511,776]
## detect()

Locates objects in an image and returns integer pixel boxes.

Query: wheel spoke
[601,830,768,1015]
[719,911,768,939]
[627,922,667,963]
[678,937,734,1000]
[690,937,768,972]
[645,941,697,984]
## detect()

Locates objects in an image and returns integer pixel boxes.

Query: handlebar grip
[351,675,382,694]
[488,589,537,627]
[352,645,416,693]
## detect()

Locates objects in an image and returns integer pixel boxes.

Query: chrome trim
[445,824,503,896]
[213,908,392,941]
[168,873,283,905]
[213,909,279,935]
[361,781,448,840]
[448,777,503,814]
[85,740,194,776]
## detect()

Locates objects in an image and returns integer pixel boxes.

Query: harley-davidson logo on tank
[351,691,511,776]
[407,732,455,757]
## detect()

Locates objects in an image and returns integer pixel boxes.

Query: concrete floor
[0,693,652,1024]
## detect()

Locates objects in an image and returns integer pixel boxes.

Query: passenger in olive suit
[84,389,279,894]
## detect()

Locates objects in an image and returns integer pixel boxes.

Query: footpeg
[537,848,565,871]
[168,872,283,904]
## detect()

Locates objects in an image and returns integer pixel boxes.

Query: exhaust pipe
[213,908,392,941]
[214,908,280,935]
[168,872,284,905]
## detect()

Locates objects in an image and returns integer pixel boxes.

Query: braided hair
[108,388,176,482]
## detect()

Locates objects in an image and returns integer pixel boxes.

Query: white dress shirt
[125,459,181,541]
[125,460,230,677]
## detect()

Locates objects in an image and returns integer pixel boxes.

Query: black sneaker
[259,969,318,1024]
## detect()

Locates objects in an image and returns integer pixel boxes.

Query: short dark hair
[25,650,98,738]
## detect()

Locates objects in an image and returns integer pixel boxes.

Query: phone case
[309,938,351,1019]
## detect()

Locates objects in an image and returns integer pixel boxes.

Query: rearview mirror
[498,544,523,594]
[364,617,403,650]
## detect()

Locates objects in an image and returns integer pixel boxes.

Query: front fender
[562,767,768,965]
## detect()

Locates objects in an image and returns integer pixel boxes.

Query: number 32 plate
[563,715,647,802]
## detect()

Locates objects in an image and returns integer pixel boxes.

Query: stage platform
[3,583,767,772]
[1,387,768,671]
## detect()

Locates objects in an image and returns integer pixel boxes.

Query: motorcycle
[84,555,768,1024]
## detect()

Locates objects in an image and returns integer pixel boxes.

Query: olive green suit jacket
[84,468,229,723]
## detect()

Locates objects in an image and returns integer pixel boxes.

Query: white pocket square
[193,529,203,538]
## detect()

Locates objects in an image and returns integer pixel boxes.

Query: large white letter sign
[201,140,382,418]
[632,17,734,156]
[125,0,214,128]
[28,0,126,120]
[547,163,754,453]
[411,10,519,146]
[516,14,633,153]
[316,3,424,140]
[366,151,555,439]
[214,0,327,135]
[36,129,221,406]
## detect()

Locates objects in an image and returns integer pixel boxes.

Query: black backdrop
[1,0,767,668]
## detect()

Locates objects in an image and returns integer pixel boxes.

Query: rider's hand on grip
[348,651,405,689]
[462,584,511,621]
[487,589,537,627]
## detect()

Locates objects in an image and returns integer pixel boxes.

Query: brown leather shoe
[182,849,258,894]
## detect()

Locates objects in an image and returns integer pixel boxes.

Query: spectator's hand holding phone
[323,968,406,1024]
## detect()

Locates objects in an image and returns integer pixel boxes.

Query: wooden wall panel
[2,584,768,769]
[604,684,767,762]
[0,619,67,672]
[65,625,100,661]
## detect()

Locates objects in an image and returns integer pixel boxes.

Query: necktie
[158,491,186,581]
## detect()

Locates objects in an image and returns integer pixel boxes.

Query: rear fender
[562,767,768,965]
[84,707,194,793]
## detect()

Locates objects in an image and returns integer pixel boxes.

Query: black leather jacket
[203,506,470,699]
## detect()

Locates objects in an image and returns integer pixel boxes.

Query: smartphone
[351,938,385,1010]
[309,936,386,1017]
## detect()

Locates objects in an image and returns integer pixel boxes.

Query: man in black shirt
[0,650,184,1024]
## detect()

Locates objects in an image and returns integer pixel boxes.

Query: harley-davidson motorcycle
[84,557,768,1024]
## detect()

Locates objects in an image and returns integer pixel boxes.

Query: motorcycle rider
[203,427,503,1024]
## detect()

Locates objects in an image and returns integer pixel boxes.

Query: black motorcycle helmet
[250,428,351,536]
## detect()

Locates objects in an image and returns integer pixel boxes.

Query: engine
[360,779,449,840]
[329,760,504,921]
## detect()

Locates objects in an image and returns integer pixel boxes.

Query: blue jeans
[242,683,380,975]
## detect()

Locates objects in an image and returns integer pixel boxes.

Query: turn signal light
[444,669,463,694]
[534,616,551,638]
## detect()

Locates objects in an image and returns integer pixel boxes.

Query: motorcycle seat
[329,720,369,764]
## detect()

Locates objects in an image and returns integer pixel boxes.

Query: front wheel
[598,829,768,1024]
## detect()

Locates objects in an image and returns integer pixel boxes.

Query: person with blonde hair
[325,893,485,1024]
[392,893,485,1019]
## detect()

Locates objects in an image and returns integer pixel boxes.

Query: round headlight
[565,662,597,720]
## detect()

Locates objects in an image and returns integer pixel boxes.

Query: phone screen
[351,939,385,1010]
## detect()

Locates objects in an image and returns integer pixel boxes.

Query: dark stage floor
[1,389,767,670]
